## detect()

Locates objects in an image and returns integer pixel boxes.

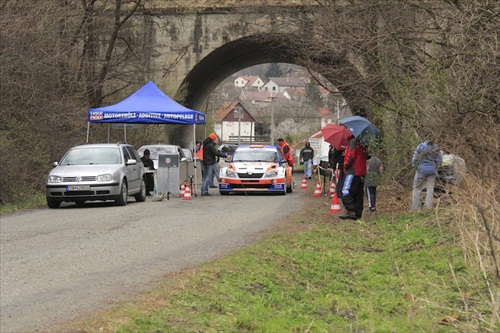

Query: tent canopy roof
[88,81,206,125]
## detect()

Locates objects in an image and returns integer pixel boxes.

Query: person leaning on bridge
[201,133,228,196]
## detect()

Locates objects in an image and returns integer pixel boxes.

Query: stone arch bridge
[137,4,367,146]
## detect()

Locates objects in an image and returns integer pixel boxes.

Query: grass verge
[0,192,46,215]
[71,188,497,332]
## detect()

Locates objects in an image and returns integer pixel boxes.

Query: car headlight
[96,174,113,182]
[224,169,238,178]
[47,175,62,183]
[263,169,278,178]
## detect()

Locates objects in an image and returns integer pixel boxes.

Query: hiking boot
[339,211,356,220]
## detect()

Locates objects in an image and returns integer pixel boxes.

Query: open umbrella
[339,116,381,148]
[321,123,354,150]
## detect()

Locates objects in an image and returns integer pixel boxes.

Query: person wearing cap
[201,133,228,196]
[141,149,155,196]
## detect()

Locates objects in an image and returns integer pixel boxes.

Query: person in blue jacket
[411,140,442,209]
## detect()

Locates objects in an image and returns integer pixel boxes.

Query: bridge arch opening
[173,33,364,146]
[179,34,363,111]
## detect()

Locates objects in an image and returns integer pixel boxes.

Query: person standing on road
[365,154,383,212]
[299,141,314,179]
[209,136,222,188]
[339,139,367,220]
[277,138,295,172]
[411,139,442,209]
[201,133,228,196]
[141,149,155,196]
[195,140,204,181]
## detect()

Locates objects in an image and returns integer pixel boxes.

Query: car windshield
[60,147,121,165]
[232,150,277,162]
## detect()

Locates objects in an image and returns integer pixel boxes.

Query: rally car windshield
[232,150,277,163]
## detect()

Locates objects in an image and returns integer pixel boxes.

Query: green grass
[71,195,495,333]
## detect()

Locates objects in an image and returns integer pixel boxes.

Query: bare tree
[0,0,152,203]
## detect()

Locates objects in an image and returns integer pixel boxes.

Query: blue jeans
[303,159,312,178]
[202,164,214,194]
[210,163,219,186]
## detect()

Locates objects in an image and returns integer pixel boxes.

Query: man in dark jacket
[201,133,228,196]
[141,149,155,196]
[299,142,314,179]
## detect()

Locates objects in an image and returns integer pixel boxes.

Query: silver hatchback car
[45,142,146,208]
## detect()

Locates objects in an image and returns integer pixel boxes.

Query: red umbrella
[321,123,353,150]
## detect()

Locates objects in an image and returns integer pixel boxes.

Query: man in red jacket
[277,138,295,170]
[339,138,367,220]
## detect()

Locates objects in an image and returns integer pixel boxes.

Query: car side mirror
[52,161,59,167]
[126,159,137,165]
[180,157,187,162]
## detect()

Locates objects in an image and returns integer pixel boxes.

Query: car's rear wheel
[47,198,61,209]
[115,181,128,206]
[135,179,147,202]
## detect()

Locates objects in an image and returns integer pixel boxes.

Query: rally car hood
[229,161,278,173]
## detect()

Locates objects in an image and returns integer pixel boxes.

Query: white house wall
[220,121,254,142]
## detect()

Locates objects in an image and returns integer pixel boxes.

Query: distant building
[282,87,306,102]
[214,100,256,143]
[239,90,287,104]
[234,75,265,91]
[262,77,309,94]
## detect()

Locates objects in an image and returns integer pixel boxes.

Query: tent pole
[193,123,197,197]
[86,122,90,143]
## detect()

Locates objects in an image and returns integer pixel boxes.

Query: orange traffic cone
[300,178,307,190]
[313,181,322,197]
[183,185,192,200]
[180,183,185,198]
[329,192,341,213]
[329,178,336,197]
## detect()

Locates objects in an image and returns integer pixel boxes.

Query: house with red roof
[234,75,265,91]
[214,99,256,143]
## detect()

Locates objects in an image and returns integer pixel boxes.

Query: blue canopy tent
[87,81,206,194]
[87,80,206,143]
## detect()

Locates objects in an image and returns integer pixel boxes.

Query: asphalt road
[0,178,306,333]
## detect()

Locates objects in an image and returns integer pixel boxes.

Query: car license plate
[66,185,91,191]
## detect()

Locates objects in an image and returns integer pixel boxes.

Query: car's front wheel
[115,181,128,206]
[135,179,147,202]
[47,198,61,209]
